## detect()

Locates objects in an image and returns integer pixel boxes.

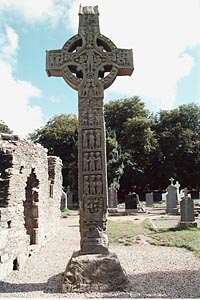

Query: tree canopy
[0,120,13,134]
[29,114,78,190]
[29,100,200,198]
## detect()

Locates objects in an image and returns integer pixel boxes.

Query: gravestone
[174,180,180,203]
[166,185,178,214]
[145,192,153,207]
[108,186,118,212]
[180,188,185,200]
[46,5,133,292]
[60,189,67,211]
[179,188,197,228]
[162,192,167,202]
[66,185,73,209]
[125,192,138,211]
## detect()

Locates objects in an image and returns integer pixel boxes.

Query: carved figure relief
[81,111,88,126]
[88,111,94,126]
[89,130,95,149]
[90,175,96,195]
[83,176,90,195]
[83,151,102,172]
[95,130,101,148]
[83,153,89,171]
[80,109,101,127]
[95,152,102,171]
[82,131,88,149]
[96,175,103,195]
[82,79,100,97]
[88,152,95,171]
[83,175,103,195]
[94,111,101,126]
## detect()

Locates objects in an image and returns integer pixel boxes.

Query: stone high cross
[46,5,133,255]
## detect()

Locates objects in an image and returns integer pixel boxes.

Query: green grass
[149,227,200,257]
[107,219,153,245]
[107,219,200,257]
[61,208,79,218]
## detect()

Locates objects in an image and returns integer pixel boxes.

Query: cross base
[61,251,129,293]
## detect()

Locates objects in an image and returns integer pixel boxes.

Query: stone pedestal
[179,221,197,229]
[61,251,129,293]
[166,207,179,215]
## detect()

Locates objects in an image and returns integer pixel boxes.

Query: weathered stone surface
[61,251,129,293]
[179,189,197,228]
[46,5,133,292]
[145,192,153,207]
[108,187,118,212]
[0,134,62,280]
[166,185,178,214]
[46,4,133,255]
[125,192,138,210]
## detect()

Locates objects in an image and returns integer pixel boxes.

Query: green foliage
[153,103,200,188]
[106,129,124,189]
[29,114,78,190]
[0,120,13,134]
[105,97,159,194]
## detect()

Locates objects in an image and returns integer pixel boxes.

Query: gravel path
[1,214,200,298]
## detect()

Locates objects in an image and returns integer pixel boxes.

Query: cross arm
[113,48,134,76]
[46,50,63,77]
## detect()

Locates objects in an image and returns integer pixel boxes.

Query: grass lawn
[107,218,200,257]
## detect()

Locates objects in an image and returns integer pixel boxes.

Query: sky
[0,0,200,137]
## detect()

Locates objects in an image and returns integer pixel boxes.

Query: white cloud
[0,0,71,26]
[67,0,200,110]
[0,25,18,63]
[0,26,44,137]
[50,95,61,104]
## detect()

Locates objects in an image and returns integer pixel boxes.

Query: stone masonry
[0,133,62,280]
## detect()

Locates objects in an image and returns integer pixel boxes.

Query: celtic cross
[46,5,134,255]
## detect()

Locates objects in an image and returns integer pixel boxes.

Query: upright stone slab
[66,185,73,209]
[125,192,138,211]
[175,181,181,203]
[108,186,118,212]
[162,192,167,202]
[166,185,178,214]
[46,5,133,292]
[179,189,197,228]
[145,192,153,207]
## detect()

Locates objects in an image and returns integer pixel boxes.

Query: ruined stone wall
[0,134,62,279]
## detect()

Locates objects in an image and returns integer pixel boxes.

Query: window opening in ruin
[49,183,54,198]
[24,170,39,245]
[13,258,19,270]
[7,220,11,228]
[19,166,24,174]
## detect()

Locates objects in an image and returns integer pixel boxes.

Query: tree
[153,103,200,189]
[0,120,13,134]
[29,114,78,190]
[105,97,159,195]
[106,128,125,190]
